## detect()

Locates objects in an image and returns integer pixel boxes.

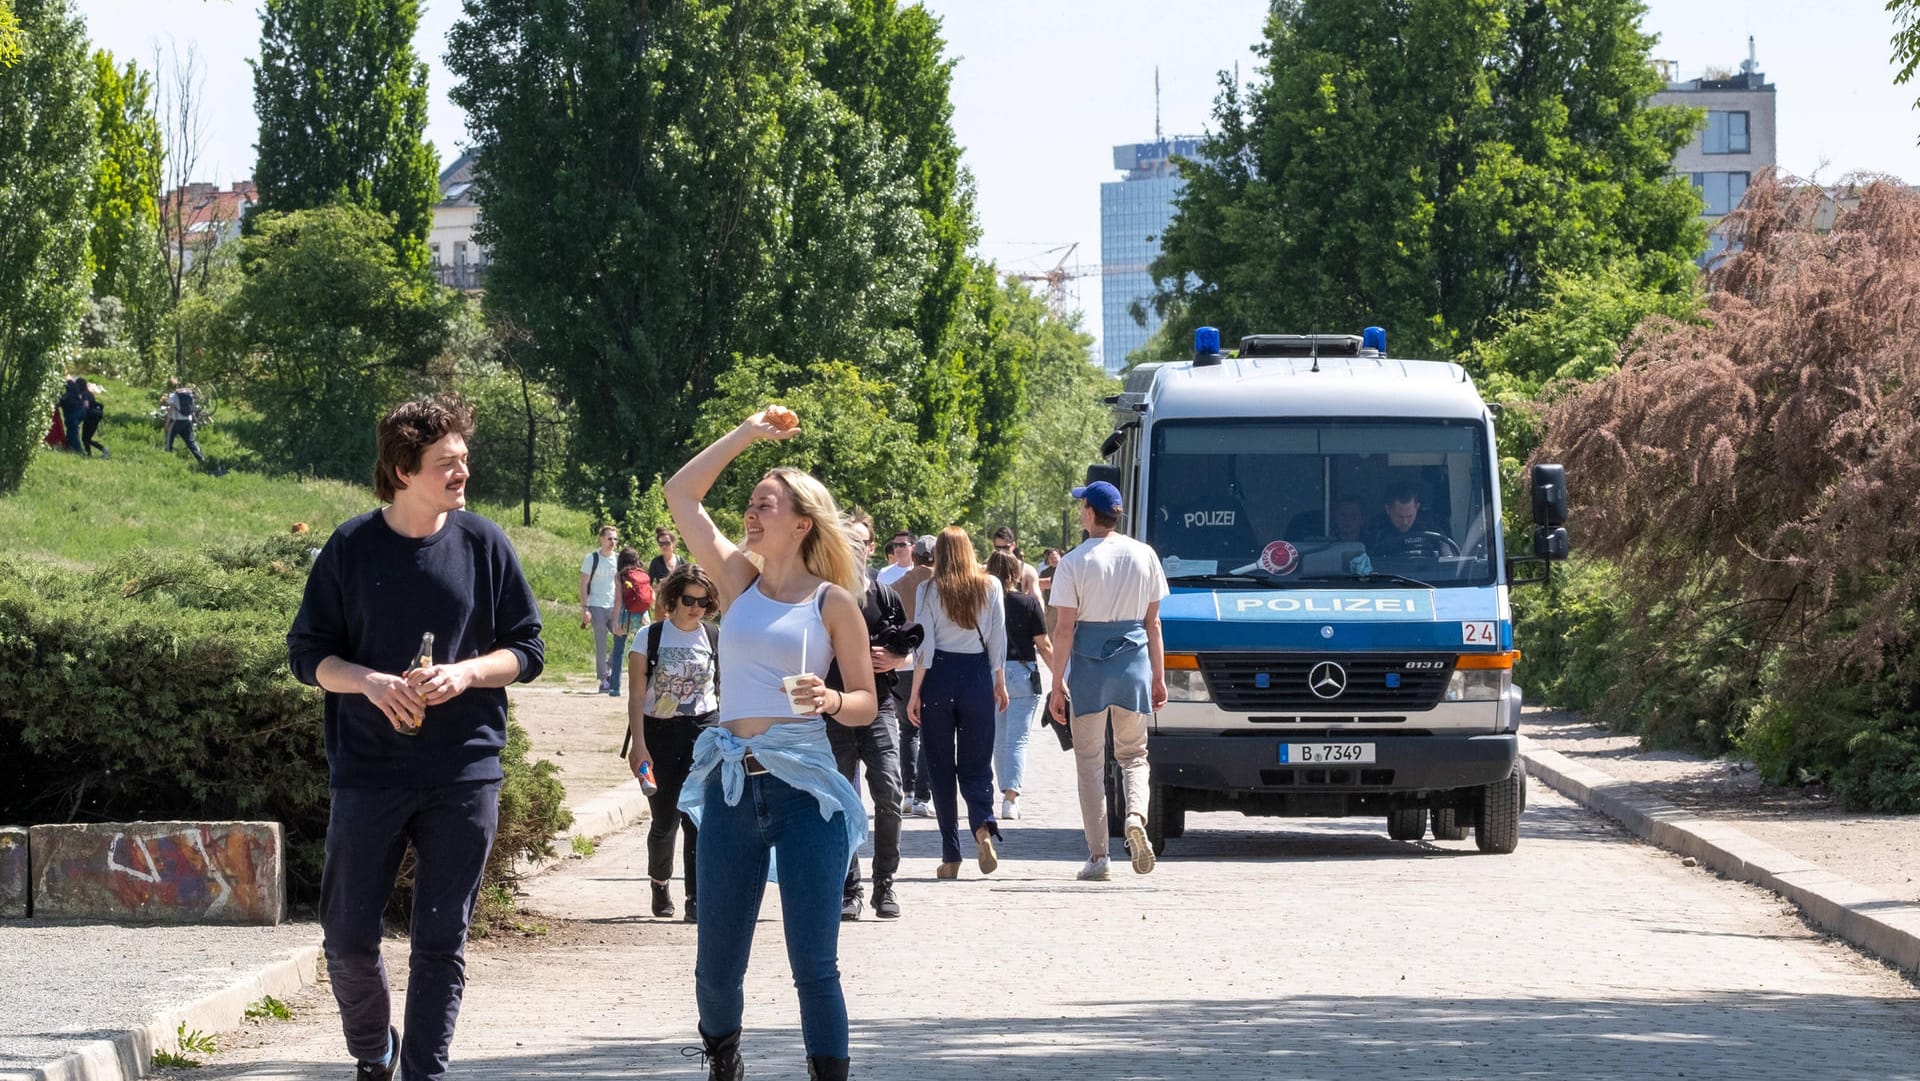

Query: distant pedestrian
[57,375,87,453]
[663,405,877,1081]
[906,526,1009,879]
[78,382,108,458]
[1039,547,1064,631]
[606,546,646,698]
[160,377,206,464]
[44,407,65,450]
[826,516,908,920]
[893,534,937,816]
[649,527,685,593]
[625,563,721,923]
[991,526,1042,596]
[876,530,913,589]
[1048,480,1169,880]
[579,525,620,693]
[987,551,1053,821]
[286,396,545,1081]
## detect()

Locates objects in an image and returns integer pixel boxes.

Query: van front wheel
[1475,763,1525,854]
[1386,808,1426,841]
[1431,807,1468,841]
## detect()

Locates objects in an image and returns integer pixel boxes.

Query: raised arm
[663,409,799,604]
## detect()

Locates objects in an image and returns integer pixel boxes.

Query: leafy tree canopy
[0,0,96,493]
[86,49,167,357]
[1149,0,1705,358]
[251,0,438,269]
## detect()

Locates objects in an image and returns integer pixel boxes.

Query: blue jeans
[996,661,1042,795]
[918,649,999,863]
[694,770,852,1056]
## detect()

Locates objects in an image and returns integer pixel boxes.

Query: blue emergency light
[1362,326,1387,354]
[1193,326,1223,367]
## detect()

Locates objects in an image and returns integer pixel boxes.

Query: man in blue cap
[1047,480,1169,879]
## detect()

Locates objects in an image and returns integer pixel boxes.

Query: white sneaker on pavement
[1124,813,1155,875]
[912,799,935,817]
[1000,798,1019,820]
[1076,855,1111,881]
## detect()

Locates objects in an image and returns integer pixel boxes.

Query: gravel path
[1523,708,1920,904]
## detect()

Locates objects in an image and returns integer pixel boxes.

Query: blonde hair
[932,526,991,631]
[766,467,862,595]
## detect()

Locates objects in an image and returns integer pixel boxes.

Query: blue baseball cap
[1071,481,1123,516]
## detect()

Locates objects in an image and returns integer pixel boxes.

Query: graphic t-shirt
[633,621,718,718]
[580,549,617,607]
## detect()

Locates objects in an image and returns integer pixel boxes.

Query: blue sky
[73,0,1920,358]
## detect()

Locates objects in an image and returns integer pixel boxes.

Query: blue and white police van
[1088,327,1569,855]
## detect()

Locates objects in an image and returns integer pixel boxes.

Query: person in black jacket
[56,376,87,453]
[827,515,908,920]
[286,397,544,1081]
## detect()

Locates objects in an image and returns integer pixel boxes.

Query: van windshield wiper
[1290,572,1436,590]
[1166,572,1288,587]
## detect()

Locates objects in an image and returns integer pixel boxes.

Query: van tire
[1386,807,1426,841]
[1475,763,1524,854]
[1431,807,1468,841]
[1145,786,1171,856]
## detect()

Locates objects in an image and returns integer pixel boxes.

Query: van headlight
[1164,654,1211,702]
[1166,667,1212,702]
[1444,668,1508,702]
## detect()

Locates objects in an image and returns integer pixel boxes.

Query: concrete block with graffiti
[0,827,26,918]
[29,821,285,924]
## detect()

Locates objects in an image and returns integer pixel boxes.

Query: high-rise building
[1100,137,1201,374]
[1650,39,1777,261]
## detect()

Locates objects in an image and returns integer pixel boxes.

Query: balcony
[433,263,487,291]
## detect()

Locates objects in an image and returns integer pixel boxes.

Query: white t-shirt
[580,549,617,608]
[875,563,911,589]
[1049,533,1170,623]
[632,621,719,718]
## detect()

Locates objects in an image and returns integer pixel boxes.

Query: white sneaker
[1000,798,1019,820]
[1076,855,1111,881]
[898,797,912,814]
[912,799,935,817]
[1124,814,1155,875]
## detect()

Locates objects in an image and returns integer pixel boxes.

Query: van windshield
[1144,419,1498,587]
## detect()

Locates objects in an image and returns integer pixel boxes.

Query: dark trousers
[81,413,105,456]
[319,780,500,1081]
[893,681,930,801]
[827,707,903,896]
[918,650,999,863]
[644,714,703,894]
[165,418,205,462]
[60,406,84,452]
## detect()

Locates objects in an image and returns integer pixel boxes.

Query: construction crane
[1012,242,1100,318]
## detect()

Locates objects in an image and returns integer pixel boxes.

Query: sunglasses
[993,544,1013,552]
[678,595,715,610]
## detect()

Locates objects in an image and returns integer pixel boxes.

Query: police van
[1089,327,1568,855]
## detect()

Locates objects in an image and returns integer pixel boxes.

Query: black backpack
[172,388,195,419]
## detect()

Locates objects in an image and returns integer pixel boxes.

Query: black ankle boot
[651,882,675,918]
[693,1027,743,1080]
[806,1055,849,1081]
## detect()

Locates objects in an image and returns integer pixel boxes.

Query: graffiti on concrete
[29,821,283,924]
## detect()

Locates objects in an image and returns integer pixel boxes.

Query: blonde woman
[906,527,1009,878]
[662,407,877,1081]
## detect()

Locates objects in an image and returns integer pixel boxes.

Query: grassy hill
[5,375,601,678]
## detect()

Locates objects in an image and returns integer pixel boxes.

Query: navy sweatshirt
[287,508,545,788]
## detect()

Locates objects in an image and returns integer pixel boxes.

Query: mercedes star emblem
[1307,661,1348,699]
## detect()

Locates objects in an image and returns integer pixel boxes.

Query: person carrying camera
[825,513,911,920]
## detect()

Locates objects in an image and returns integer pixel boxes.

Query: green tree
[86,50,167,359]
[0,0,95,493]
[0,2,22,69]
[250,0,438,269]
[1149,0,1704,358]
[215,205,449,477]
[987,287,1112,551]
[449,0,954,496]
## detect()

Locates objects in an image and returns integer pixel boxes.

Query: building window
[454,241,468,267]
[1703,110,1750,155]
[429,243,441,266]
[1691,171,1750,216]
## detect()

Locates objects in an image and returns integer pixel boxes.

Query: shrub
[0,536,570,900]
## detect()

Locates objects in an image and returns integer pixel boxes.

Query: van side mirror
[1084,464,1123,489]
[1530,464,1568,528]
[1533,527,1569,560]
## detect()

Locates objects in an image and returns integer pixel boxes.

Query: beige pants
[1069,706,1151,858]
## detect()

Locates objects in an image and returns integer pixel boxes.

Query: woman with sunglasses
[664,406,876,1081]
[625,564,722,922]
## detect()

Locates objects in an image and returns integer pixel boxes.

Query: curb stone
[9,777,649,1081]
[1522,740,1920,976]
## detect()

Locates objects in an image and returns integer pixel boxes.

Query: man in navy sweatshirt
[287,397,544,1081]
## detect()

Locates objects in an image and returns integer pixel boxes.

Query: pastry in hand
[763,404,799,431]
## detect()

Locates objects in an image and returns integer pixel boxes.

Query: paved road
[161,735,1920,1080]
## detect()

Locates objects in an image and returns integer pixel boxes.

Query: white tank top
[717,579,834,723]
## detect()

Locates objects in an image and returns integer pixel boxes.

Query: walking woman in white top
[906,526,1010,878]
[662,406,878,1081]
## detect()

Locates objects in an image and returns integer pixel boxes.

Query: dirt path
[510,676,637,801]
[1524,709,1920,904]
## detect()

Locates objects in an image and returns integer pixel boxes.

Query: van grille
[1199,653,1454,712]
